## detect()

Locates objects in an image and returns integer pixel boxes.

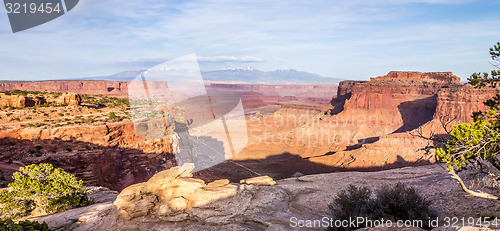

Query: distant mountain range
[78,68,341,84]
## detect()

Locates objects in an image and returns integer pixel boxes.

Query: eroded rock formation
[30,164,500,231]
[0,81,170,98]
[237,71,500,173]
[114,163,239,219]
[0,93,46,108]
[58,93,82,106]
[0,122,174,191]
[0,81,129,97]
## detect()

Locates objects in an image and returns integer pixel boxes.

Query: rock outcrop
[0,93,26,108]
[240,175,276,186]
[30,164,500,231]
[58,93,82,106]
[0,93,46,108]
[114,163,240,219]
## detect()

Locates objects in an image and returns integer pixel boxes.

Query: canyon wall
[0,122,175,191]
[0,81,336,111]
[239,71,500,173]
[3,72,499,184]
[309,72,500,169]
[434,86,499,122]
[0,81,130,97]
[0,81,170,98]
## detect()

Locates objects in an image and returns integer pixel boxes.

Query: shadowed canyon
[1,71,498,189]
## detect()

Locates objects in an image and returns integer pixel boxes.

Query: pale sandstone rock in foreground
[240,175,276,186]
[113,163,238,219]
[31,164,500,231]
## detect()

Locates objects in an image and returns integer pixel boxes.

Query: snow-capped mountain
[78,68,341,84]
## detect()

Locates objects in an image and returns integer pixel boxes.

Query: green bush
[328,183,436,230]
[0,163,89,218]
[108,112,118,121]
[329,185,375,229]
[0,218,52,231]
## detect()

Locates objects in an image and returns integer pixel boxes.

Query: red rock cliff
[0,81,170,98]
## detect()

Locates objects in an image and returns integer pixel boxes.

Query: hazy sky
[0,0,499,81]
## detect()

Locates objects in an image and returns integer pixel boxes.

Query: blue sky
[0,0,499,81]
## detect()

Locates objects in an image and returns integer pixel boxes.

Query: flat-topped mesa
[370,71,461,84]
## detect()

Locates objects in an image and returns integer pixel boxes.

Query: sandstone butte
[236,71,500,174]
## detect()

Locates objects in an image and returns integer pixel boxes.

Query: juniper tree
[436,42,500,200]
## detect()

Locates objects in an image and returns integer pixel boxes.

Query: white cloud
[0,0,497,80]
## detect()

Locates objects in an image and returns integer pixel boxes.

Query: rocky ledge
[31,164,500,231]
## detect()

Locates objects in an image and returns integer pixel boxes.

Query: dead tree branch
[448,168,499,200]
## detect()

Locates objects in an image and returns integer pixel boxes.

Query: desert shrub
[374,183,436,223]
[329,185,375,228]
[0,218,52,231]
[481,211,500,221]
[108,112,118,122]
[0,163,89,218]
[328,183,436,230]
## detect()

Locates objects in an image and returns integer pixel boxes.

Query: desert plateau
[0,70,499,230]
[1,1,500,230]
